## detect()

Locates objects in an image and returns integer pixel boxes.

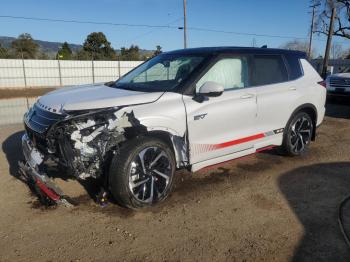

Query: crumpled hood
[330,73,350,78]
[37,83,164,113]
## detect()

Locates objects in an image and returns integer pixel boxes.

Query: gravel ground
[0,101,350,262]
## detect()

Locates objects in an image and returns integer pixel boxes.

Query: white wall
[0,59,143,89]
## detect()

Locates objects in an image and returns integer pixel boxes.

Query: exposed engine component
[49,110,141,180]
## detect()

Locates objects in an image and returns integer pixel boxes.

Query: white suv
[21,47,326,208]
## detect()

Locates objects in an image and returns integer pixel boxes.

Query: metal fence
[0,59,143,88]
[0,59,143,125]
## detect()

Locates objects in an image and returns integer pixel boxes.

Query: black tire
[108,136,176,208]
[282,111,314,156]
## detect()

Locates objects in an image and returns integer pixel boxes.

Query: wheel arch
[142,129,189,169]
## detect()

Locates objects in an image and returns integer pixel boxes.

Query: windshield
[114,54,206,92]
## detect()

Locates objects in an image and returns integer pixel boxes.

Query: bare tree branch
[316,0,350,39]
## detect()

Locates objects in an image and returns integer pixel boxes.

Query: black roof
[165,46,306,58]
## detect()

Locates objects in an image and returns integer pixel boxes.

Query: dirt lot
[1,101,350,262]
[0,87,56,99]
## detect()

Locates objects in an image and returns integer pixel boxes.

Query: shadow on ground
[2,130,24,177]
[326,98,350,119]
[278,162,350,262]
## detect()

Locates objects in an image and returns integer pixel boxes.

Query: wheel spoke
[149,151,167,168]
[297,117,306,131]
[138,148,148,174]
[144,177,154,203]
[142,183,147,200]
[129,177,149,190]
[153,169,170,185]
[299,129,311,135]
[297,134,305,152]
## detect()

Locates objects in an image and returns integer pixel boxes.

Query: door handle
[289,87,297,91]
[240,94,254,99]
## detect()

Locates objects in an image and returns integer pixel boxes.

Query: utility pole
[183,0,187,48]
[251,38,257,47]
[321,6,336,79]
[308,1,320,58]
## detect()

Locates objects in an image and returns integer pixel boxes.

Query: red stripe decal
[214,133,265,149]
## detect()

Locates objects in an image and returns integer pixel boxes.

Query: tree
[75,49,91,60]
[331,42,346,58]
[11,33,39,59]
[153,45,162,57]
[57,42,72,60]
[280,39,317,58]
[0,43,9,58]
[119,45,141,60]
[316,0,350,39]
[82,32,116,60]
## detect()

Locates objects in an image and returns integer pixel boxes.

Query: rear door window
[252,55,288,86]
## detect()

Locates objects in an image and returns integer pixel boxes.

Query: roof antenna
[261,45,267,48]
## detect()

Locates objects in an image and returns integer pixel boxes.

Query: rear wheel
[282,112,314,156]
[109,136,176,208]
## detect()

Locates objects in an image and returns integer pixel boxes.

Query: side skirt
[190,133,283,172]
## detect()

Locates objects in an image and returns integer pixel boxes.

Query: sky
[1,0,350,55]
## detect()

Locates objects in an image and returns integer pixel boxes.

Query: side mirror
[198,81,224,97]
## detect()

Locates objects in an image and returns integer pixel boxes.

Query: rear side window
[285,54,303,80]
[252,55,288,86]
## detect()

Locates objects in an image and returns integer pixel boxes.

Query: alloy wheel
[290,116,313,154]
[128,146,173,203]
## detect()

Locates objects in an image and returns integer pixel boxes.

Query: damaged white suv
[21,47,326,208]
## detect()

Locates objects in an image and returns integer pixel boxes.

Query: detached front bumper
[19,133,73,207]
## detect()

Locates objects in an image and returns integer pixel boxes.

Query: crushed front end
[20,102,138,206]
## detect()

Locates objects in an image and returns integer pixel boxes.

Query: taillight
[318,80,327,88]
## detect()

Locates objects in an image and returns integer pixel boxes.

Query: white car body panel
[183,87,258,164]
[23,50,326,176]
[300,59,326,126]
[38,83,164,113]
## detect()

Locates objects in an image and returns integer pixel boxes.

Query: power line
[1,14,349,44]
[187,26,308,40]
[0,14,307,39]
[0,15,179,29]
[128,17,183,43]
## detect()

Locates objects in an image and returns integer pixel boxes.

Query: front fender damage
[20,107,189,206]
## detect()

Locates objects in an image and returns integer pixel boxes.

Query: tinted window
[252,55,288,86]
[285,55,303,80]
[196,57,250,91]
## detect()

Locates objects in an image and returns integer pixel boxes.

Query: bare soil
[0,87,56,99]
[1,101,350,261]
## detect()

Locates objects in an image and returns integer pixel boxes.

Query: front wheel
[109,136,176,208]
[282,112,314,156]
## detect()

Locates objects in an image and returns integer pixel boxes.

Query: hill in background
[0,36,154,58]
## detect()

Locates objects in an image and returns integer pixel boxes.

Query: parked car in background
[326,67,350,98]
[20,47,326,208]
